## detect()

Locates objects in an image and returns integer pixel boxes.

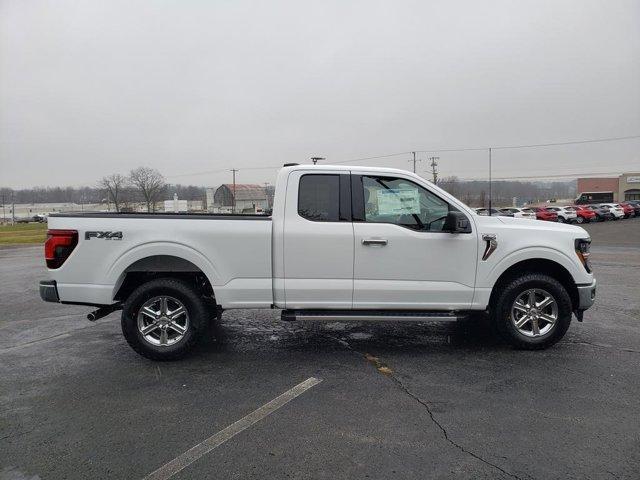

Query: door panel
[352,174,477,310]
[283,171,354,309]
[353,223,476,309]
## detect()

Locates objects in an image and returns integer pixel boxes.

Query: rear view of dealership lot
[1,217,638,479]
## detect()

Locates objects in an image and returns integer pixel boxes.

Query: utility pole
[230,169,238,214]
[263,182,271,209]
[428,156,439,184]
[409,152,422,173]
[488,148,492,215]
[311,156,325,165]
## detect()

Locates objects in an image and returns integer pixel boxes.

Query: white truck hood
[494,215,589,237]
[471,214,588,237]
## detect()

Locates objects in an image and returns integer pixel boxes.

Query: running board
[281,309,462,322]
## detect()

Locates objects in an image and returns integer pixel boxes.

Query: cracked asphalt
[1,219,639,479]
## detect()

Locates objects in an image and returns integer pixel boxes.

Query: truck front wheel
[492,273,572,350]
[121,278,208,360]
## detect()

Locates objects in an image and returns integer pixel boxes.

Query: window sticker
[376,188,420,215]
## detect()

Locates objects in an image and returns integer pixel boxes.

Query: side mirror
[444,211,472,233]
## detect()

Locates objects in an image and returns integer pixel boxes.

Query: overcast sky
[1,0,639,188]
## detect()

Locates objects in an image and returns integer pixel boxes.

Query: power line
[415,134,640,154]
[166,165,279,179]
[492,134,640,150]
[329,134,640,165]
[331,151,412,164]
[162,134,640,180]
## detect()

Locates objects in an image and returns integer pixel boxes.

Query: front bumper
[40,280,60,303]
[576,279,596,310]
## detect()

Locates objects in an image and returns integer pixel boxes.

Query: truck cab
[272,166,479,311]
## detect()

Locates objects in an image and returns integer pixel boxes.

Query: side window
[298,174,340,221]
[361,176,451,231]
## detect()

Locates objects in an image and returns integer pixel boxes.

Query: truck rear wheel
[492,273,572,350]
[121,278,208,360]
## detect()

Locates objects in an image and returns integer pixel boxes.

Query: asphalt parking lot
[1,219,639,479]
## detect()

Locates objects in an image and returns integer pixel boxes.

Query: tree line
[437,176,576,207]
[1,167,207,212]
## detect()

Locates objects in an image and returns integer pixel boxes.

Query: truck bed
[46,212,273,308]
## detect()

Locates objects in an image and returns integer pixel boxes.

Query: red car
[573,205,597,224]
[532,207,558,221]
[618,203,635,218]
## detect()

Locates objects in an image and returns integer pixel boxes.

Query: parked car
[599,203,625,220]
[623,200,640,216]
[532,207,558,222]
[499,207,536,220]
[545,206,577,223]
[617,203,635,218]
[572,205,597,224]
[474,208,510,216]
[584,204,612,221]
[39,164,596,359]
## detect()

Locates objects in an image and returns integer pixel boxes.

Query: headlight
[575,238,592,273]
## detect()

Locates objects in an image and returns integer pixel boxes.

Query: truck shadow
[197,311,511,355]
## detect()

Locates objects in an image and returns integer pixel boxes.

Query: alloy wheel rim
[510,288,558,338]
[137,295,189,346]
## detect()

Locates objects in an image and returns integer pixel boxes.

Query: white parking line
[142,377,323,480]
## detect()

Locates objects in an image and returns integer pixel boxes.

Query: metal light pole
[488,147,492,215]
[230,169,238,213]
[409,151,422,173]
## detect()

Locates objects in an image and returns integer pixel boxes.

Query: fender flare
[482,246,581,288]
[105,242,221,298]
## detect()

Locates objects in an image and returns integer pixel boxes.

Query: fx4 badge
[85,231,123,241]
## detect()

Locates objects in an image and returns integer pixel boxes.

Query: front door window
[362,176,450,232]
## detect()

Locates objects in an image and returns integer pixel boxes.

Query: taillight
[45,230,78,269]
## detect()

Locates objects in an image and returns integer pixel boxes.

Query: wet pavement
[1,218,639,479]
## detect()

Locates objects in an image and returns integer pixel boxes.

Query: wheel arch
[489,258,579,311]
[107,243,220,302]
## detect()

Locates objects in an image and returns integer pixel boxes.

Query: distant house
[213,184,268,213]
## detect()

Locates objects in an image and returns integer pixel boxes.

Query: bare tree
[98,174,128,212]
[129,167,166,212]
[479,190,487,209]
[439,176,459,197]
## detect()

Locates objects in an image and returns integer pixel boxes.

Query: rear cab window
[298,174,340,221]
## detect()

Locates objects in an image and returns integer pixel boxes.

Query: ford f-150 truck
[40,164,596,360]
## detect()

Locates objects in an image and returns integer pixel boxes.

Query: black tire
[491,273,572,350]
[121,278,209,360]
[557,217,565,223]
[575,216,584,224]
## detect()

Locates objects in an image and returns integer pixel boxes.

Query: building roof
[220,184,267,201]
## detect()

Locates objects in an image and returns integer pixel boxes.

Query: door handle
[362,238,388,246]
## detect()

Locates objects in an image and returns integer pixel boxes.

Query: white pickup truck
[40,164,596,360]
